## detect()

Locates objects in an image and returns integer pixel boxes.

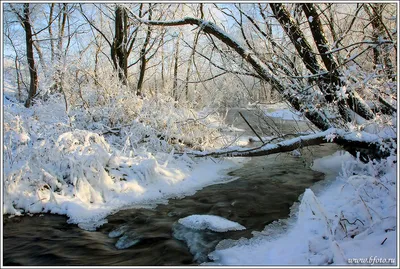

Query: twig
[340,218,365,226]
[238,111,264,143]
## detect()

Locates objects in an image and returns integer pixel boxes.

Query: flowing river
[3,108,340,266]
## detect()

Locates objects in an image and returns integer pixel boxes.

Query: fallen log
[188,128,394,162]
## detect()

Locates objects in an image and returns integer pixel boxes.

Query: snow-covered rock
[173,223,220,263]
[178,214,246,232]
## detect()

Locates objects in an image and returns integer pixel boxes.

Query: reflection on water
[3,109,341,266]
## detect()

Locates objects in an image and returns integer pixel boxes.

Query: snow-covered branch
[188,128,393,161]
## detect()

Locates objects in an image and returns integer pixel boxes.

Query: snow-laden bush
[50,63,227,153]
[3,118,236,227]
[4,130,113,214]
[3,83,237,228]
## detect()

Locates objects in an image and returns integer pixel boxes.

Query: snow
[178,214,246,232]
[311,151,354,178]
[4,136,239,229]
[291,149,301,157]
[265,108,306,121]
[259,102,306,121]
[3,91,242,230]
[207,151,397,265]
[3,6,397,266]
[2,73,396,265]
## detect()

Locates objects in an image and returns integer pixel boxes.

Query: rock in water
[178,214,246,232]
[115,232,142,249]
[108,225,128,238]
[172,223,222,263]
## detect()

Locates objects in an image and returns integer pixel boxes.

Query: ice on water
[178,214,246,232]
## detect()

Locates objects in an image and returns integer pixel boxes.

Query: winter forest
[2,2,398,266]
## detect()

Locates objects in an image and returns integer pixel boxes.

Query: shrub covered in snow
[3,79,238,229]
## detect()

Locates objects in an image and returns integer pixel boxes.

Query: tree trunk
[49,3,55,63]
[137,16,333,130]
[32,41,46,72]
[172,32,181,101]
[184,4,204,101]
[270,3,339,103]
[15,56,22,101]
[94,39,101,85]
[137,5,152,96]
[111,5,128,85]
[270,3,374,121]
[190,129,391,162]
[23,4,38,108]
[300,3,350,121]
[53,3,67,93]
[184,30,200,101]
[161,35,165,90]
[364,4,394,80]
[302,3,375,120]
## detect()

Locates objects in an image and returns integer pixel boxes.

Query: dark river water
[3,108,340,266]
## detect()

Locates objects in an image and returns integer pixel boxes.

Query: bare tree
[9,4,39,107]
[111,5,129,85]
[184,4,203,101]
[172,31,182,101]
[53,3,68,92]
[48,3,55,63]
[80,4,134,85]
[364,4,395,80]
[131,2,396,130]
[270,3,375,122]
[4,28,24,101]
[136,4,152,96]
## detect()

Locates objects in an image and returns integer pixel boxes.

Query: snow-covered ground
[207,151,397,266]
[3,87,397,266]
[2,88,246,230]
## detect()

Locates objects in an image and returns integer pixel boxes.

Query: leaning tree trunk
[270,3,375,121]
[301,3,375,121]
[134,16,332,130]
[131,7,393,162]
[23,4,38,108]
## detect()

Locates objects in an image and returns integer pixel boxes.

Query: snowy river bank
[3,107,338,265]
[3,106,396,266]
[3,142,340,266]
